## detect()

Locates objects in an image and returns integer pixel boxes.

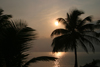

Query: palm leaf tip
[84,16,92,22]
[35,56,58,61]
[28,56,58,62]
[23,56,57,67]
[56,18,66,24]
[70,9,84,16]
[56,18,64,22]
[51,29,68,37]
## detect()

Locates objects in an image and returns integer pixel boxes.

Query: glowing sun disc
[52,52,65,58]
[55,21,59,26]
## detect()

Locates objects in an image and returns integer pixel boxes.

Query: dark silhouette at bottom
[80,59,100,67]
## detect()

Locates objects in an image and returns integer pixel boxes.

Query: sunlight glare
[52,52,65,67]
[55,21,59,26]
[50,52,65,67]
[52,52,65,58]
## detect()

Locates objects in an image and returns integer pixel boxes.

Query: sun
[52,52,65,58]
[55,21,59,26]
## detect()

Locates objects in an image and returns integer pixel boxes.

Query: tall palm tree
[0,8,12,67]
[0,20,57,67]
[51,9,100,67]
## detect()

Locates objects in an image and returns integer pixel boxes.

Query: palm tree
[51,9,100,67]
[0,20,57,67]
[0,8,12,67]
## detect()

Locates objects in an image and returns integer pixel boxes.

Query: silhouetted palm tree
[0,8,12,67]
[51,9,100,67]
[0,20,57,67]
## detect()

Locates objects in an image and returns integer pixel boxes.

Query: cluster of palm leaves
[0,8,57,67]
[51,9,100,67]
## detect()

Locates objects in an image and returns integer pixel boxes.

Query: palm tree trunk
[74,46,78,67]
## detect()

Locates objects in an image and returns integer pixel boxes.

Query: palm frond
[83,31,100,37]
[51,35,66,52]
[79,36,95,52]
[9,20,27,30]
[57,18,67,25]
[51,29,69,37]
[66,13,70,22]
[0,8,12,20]
[78,16,92,28]
[70,9,84,17]
[0,8,3,15]
[79,24,94,31]
[83,16,92,22]
[96,20,100,24]
[94,21,100,29]
[52,34,75,52]
[68,9,84,28]
[78,38,88,53]
[84,34,100,46]
[1,15,12,20]
[23,56,57,67]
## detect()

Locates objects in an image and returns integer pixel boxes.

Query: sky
[0,0,100,52]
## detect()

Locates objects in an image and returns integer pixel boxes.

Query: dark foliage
[0,8,57,67]
[51,9,100,67]
[80,59,100,67]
